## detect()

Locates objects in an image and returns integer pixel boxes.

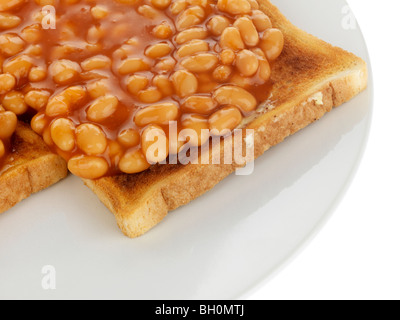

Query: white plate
[0,0,372,299]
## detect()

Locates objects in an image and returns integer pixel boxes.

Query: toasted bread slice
[0,123,68,214]
[84,0,368,238]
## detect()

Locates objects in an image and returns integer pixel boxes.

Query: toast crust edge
[0,124,68,214]
[84,63,368,238]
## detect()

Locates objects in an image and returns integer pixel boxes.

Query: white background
[250,0,400,300]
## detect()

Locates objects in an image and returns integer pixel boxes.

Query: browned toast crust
[0,123,68,214]
[84,0,368,238]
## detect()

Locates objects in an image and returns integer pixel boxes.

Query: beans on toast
[83,0,368,237]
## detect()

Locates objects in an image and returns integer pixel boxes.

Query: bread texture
[84,0,368,238]
[0,123,68,214]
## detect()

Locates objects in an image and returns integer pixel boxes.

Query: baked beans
[0,0,284,178]
[0,106,17,165]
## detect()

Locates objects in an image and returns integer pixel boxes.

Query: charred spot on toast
[111,163,184,189]
[4,123,53,168]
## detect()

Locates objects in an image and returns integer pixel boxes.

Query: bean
[76,123,108,155]
[50,118,76,152]
[119,149,151,174]
[68,155,109,179]
[213,86,257,112]
[209,106,243,135]
[135,102,179,127]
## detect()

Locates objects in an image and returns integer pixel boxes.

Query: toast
[0,123,68,214]
[84,0,368,238]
